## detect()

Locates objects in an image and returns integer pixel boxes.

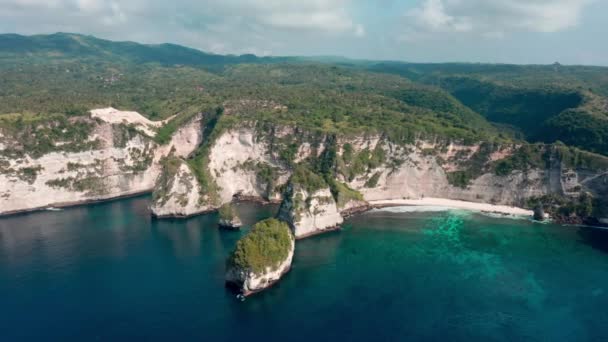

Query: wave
[373,205,529,221]
[372,205,453,213]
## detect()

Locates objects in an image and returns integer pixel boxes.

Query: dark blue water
[1,196,608,341]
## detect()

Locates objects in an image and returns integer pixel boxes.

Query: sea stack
[226,218,294,296]
[218,203,242,229]
[533,205,545,221]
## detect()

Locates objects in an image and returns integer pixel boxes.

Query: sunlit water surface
[1,196,608,341]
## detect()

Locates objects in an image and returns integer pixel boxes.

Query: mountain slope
[368,62,608,155]
[2,33,608,225]
[0,32,287,67]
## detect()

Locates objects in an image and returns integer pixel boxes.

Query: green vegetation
[154,109,201,144]
[446,143,496,188]
[329,180,364,208]
[238,160,280,199]
[364,172,382,188]
[218,203,237,221]
[527,193,595,220]
[152,153,184,206]
[553,144,608,170]
[290,165,328,194]
[493,145,546,176]
[186,107,227,206]
[45,176,106,195]
[338,145,387,182]
[370,62,608,155]
[4,32,608,210]
[227,218,293,275]
[439,76,583,138]
[0,113,99,158]
[114,146,155,173]
[492,144,608,176]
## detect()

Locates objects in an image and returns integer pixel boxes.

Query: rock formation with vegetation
[225,218,294,295]
[218,203,242,229]
[2,33,608,228]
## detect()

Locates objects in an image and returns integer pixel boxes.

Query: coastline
[368,198,534,217]
[0,189,154,218]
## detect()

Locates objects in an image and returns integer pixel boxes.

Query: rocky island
[225,218,294,296]
[218,203,242,230]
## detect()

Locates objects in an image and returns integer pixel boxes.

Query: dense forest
[2,33,608,158]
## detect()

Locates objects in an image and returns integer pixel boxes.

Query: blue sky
[1,0,606,65]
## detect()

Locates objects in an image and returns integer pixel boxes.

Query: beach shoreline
[368,198,534,217]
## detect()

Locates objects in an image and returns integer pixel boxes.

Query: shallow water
[1,196,608,341]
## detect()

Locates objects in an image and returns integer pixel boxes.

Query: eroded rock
[226,218,294,296]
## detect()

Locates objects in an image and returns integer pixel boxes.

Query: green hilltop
[1,32,608,158]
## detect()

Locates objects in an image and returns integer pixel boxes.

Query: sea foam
[372,205,452,213]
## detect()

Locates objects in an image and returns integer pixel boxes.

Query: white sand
[369,198,533,216]
[90,107,175,137]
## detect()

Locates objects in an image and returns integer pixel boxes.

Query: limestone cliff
[3,111,608,227]
[0,109,202,215]
[150,155,212,218]
[208,128,289,203]
[277,183,344,239]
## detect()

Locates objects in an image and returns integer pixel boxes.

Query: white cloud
[354,24,365,37]
[0,0,363,55]
[402,0,592,41]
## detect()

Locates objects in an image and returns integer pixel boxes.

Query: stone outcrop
[150,156,212,218]
[277,183,344,239]
[226,243,293,296]
[218,203,243,229]
[3,111,608,227]
[0,109,202,215]
[208,129,288,203]
[219,216,243,229]
[225,219,294,296]
[533,205,546,221]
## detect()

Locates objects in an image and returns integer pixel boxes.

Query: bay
[1,196,608,341]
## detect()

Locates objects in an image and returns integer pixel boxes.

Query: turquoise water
[1,196,608,341]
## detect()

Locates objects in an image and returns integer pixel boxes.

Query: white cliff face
[156,115,203,159]
[90,107,174,137]
[3,116,607,222]
[208,129,288,203]
[278,186,344,239]
[225,237,295,296]
[150,161,212,217]
[343,139,551,208]
[0,110,202,215]
[0,125,158,214]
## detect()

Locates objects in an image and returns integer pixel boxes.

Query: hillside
[2,33,608,225]
[0,32,287,67]
[368,62,608,155]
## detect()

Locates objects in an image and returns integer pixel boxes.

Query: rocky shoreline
[226,265,292,297]
[225,218,295,296]
[0,189,154,217]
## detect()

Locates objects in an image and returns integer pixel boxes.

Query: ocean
[1,196,608,341]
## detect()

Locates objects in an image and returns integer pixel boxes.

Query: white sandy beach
[369,198,533,216]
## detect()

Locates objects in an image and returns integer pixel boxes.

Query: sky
[0,0,606,65]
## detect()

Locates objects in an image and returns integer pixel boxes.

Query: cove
[1,196,608,341]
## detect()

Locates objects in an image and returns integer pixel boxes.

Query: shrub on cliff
[228,218,293,275]
[291,165,327,193]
